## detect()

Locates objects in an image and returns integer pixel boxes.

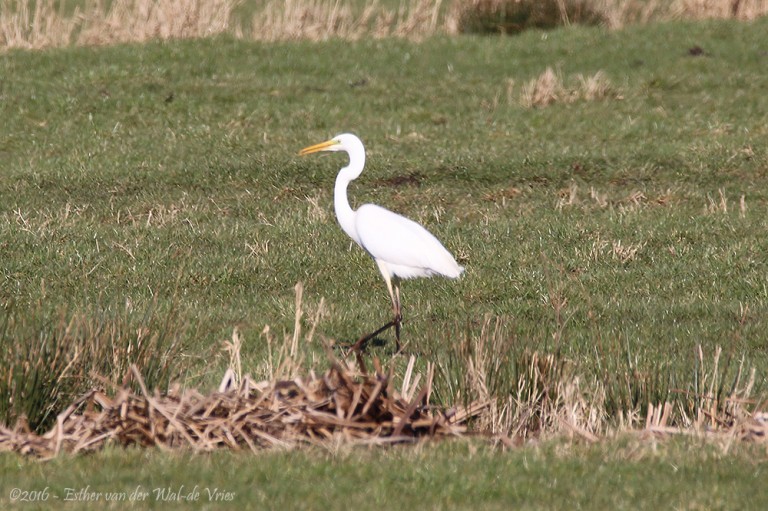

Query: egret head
[299,133,361,156]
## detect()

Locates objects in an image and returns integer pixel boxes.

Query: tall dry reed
[2,0,767,50]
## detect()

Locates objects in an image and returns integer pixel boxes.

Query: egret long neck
[334,172,359,245]
[334,142,365,247]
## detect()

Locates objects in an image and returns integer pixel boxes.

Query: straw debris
[0,359,486,459]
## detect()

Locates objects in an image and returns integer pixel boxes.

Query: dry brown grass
[1,0,239,50]
[0,0,79,50]
[434,316,605,443]
[519,67,617,108]
[636,346,767,452]
[77,0,237,46]
[0,290,485,458]
[674,0,768,20]
[1,289,765,457]
[520,67,564,108]
[2,0,767,50]
[433,315,766,448]
[250,0,370,42]
[250,0,444,42]
[0,356,483,458]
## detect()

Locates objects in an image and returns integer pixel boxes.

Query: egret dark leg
[352,267,403,353]
[351,319,397,352]
[393,281,402,352]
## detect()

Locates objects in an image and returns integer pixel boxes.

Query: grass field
[1,439,766,510]
[2,14,768,509]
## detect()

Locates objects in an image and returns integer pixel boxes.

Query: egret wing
[355,204,462,279]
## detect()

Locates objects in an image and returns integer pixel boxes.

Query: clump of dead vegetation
[0,289,486,457]
[431,314,766,447]
[2,0,768,50]
[430,316,603,442]
[517,67,618,108]
[0,357,483,458]
[0,288,766,458]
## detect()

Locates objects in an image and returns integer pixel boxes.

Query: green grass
[2,17,768,507]
[1,438,766,510]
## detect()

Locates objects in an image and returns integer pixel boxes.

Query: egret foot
[351,316,402,353]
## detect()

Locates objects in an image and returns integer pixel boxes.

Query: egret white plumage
[299,133,464,351]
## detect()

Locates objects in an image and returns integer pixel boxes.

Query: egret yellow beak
[299,139,336,156]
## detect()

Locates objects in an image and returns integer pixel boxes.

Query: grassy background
[1,439,766,510]
[4,21,768,369]
[2,16,768,507]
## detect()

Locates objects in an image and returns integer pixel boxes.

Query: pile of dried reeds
[0,356,487,459]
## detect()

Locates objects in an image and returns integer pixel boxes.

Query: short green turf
[1,438,766,510]
[3,20,768,375]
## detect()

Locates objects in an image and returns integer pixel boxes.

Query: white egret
[299,133,464,351]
